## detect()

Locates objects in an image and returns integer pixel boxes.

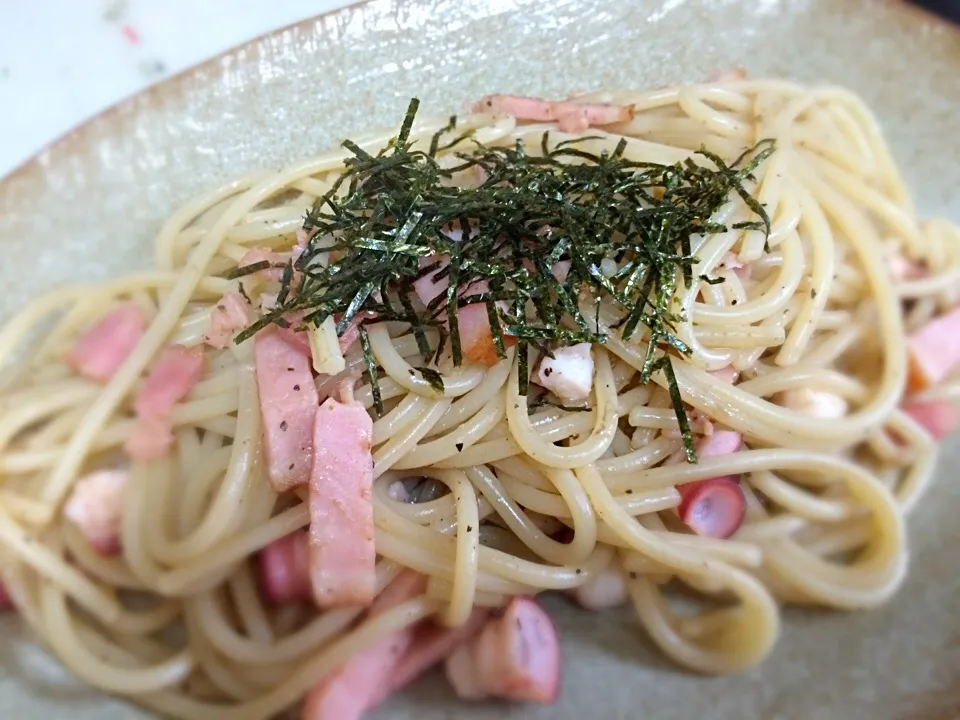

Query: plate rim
[0,0,374,188]
[0,0,957,195]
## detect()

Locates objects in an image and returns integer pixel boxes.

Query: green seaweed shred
[238,99,774,455]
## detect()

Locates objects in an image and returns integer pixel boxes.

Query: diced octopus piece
[536,343,594,403]
[676,476,746,539]
[445,596,561,704]
[63,468,129,555]
[667,430,746,538]
[569,565,628,610]
[774,388,848,419]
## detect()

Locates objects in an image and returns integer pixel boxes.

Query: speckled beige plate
[2,1,960,718]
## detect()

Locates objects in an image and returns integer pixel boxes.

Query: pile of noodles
[0,78,959,720]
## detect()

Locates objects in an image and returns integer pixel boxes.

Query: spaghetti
[0,78,958,719]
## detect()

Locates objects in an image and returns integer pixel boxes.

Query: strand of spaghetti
[0,490,49,525]
[154,170,274,270]
[428,347,514,435]
[391,394,505,469]
[38,158,364,521]
[882,411,938,513]
[374,495,614,589]
[183,603,258,701]
[156,503,309,596]
[110,599,183,636]
[372,398,452,477]
[215,597,436,720]
[688,230,804,325]
[467,464,579,566]
[368,323,486,397]
[175,444,233,538]
[432,469,480,627]
[0,505,121,623]
[467,463,598,567]
[371,392,432,445]
[776,185,835,364]
[576,463,779,672]
[150,366,259,563]
[37,579,192,693]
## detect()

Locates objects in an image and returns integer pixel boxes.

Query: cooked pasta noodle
[0,78,958,719]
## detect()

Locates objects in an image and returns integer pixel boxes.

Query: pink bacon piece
[906,304,960,392]
[303,572,427,720]
[412,264,514,368]
[888,254,926,282]
[134,345,204,420]
[125,415,176,461]
[64,468,129,555]
[336,311,376,355]
[413,256,489,309]
[374,610,489,705]
[709,365,740,385]
[254,327,320,492]
[457,303,517,367]
[239,248,289,282]
[125,345,204,461]
[470,93,634,133]
[204,291,253,349]
[0,580,12,611]
[66,303,146,383]
[308,380,376,607]
[902,400,960,441]
[445,596,561,704]
[258,531,311,604]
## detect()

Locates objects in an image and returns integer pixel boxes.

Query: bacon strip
[254,328,319,491]
[66,303,146,383]
[204,291,253,349]
[470,94,634,133]
[125,345,204,460]
[257,531,311,604]
[308,382,375,607]
[902,400,960,441]
[906,305,960,391]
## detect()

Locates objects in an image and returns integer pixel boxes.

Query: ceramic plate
[1,0,960,717]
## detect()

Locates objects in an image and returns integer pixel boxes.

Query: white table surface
[0,0,348,179]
